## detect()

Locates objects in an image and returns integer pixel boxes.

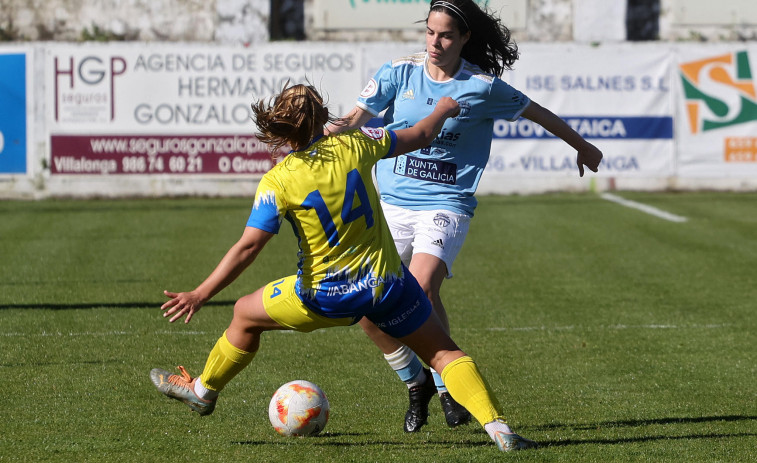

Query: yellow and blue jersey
[247,127,407,318]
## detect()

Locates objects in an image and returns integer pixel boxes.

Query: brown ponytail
[252,83,334,154]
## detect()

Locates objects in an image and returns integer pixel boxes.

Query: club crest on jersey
[458,101,471,117]
[360,78,378,98]
[433,213,451,228]
[360,127,385,140]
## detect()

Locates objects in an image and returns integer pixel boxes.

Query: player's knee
[429,349,465,373]
[232,297,261,329]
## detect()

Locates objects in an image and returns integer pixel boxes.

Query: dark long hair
[429,0,519,77]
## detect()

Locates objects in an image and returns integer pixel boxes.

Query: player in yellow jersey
[149,83,537,452]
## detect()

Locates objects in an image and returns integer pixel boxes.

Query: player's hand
[436,96,460,118]
[160,289,205,324]
[577,143,603,177]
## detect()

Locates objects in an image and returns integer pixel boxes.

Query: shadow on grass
[539,432,756,448]
[233,431,366,443]
[529,415,757,431]
[0,300,237,310]
[231,430,756,450]
[527,415,757,448]
[232,434,493,448]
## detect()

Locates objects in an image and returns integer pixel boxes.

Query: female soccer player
[149,83,537,452]
[331,0,604,432]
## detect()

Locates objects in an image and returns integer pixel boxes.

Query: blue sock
[384,345,424,387]
[430,368,447,393]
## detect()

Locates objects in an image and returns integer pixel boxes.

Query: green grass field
[1,192,755,462]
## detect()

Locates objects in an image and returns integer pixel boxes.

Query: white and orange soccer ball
[268,380,329,437]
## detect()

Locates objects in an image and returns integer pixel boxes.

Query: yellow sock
[441,356,505,426]
[199,330,256,392]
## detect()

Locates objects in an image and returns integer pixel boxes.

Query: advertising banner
[674,44,757,177]
[33,41,756,194]
[481,43,674,181]
[46,43,362,176]
[0,51,28,174]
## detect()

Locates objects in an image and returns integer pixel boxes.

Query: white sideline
[600,193,688,223]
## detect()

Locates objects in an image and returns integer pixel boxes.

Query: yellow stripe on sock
[441,356,504,426]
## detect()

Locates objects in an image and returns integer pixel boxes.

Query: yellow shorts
[262,275,357,332]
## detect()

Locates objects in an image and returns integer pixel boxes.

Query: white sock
[484,419,513,439]
[193,377,218,400]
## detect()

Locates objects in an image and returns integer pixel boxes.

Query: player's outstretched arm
[521,101,603,177]
[393,97,460,156]
[161,226,274,323]
[325,106,375,135]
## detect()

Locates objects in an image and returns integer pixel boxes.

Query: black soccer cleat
[439,391,472,428]
[403,368,437,432]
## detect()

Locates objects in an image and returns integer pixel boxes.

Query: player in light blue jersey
[332,0,604,433]
[149,83,539,452]
[366,52,530,218]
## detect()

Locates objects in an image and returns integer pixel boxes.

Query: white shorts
[380,201,470,278]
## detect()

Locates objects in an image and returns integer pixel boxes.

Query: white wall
[3,0,757,44]
[573,0,627,43]
[661,0,757,41]
[0,0,269,43]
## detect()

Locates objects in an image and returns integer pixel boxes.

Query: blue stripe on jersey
[371,116,674,140]
[493,116,674,140]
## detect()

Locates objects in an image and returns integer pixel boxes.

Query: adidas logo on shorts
[431,239,444,249]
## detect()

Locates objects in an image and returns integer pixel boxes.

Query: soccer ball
[268,380,329,437]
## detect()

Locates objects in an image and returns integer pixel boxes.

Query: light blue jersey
[357,52,530,217]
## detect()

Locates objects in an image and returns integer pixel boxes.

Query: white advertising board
[479,43,674,189]
[2,41,748,199]
[45,43,363,177]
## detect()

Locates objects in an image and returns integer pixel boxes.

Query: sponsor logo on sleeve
[359,126,385,140]
[360,78,378,98]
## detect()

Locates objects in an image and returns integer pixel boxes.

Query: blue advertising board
[0,53,27,173]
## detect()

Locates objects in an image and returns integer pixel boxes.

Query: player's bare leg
[359,317,436,432]
[358,253,470,431]
[151,288,285,415]
[408,253,472,428]
[399,312,538,452]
